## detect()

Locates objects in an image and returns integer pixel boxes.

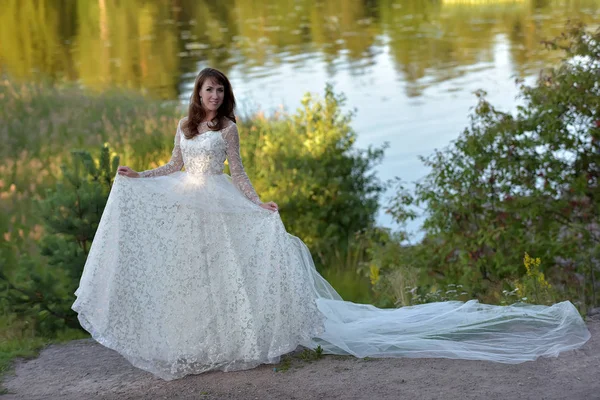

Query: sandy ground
[2,318,599,400]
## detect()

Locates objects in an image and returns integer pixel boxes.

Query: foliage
[502,253,557,305]
[353,228,414,307]
[298,345,324,361]
[273,345,325,372]
[385,23,600,311]
[519,253,553,303]
[363,227,471,307]
[0,145,119,334]
[236,85,387,267]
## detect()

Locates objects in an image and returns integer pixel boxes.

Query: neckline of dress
[197,120,216,136]
[197,120,233,133]
[197,123,227,138]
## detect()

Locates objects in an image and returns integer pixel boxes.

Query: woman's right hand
[117,166,140,178]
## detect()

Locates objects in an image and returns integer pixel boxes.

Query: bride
[72,67,591,381]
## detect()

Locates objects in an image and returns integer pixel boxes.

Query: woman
[72,68,590,381]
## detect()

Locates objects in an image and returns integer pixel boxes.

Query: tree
[0,144,119,333]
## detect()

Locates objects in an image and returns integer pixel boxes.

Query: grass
[0,314,88,394]
[321,267,373,304]
[0,337,49,395]
[273,345,325,372]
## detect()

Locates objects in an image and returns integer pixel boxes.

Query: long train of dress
[72,118,591,380]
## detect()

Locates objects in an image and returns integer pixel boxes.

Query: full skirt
[72,172,591,380]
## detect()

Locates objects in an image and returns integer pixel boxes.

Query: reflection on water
[0,0,597,230]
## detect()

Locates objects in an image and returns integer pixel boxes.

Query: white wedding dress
[72,118,591,380]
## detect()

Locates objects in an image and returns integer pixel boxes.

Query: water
[1,0,598,234]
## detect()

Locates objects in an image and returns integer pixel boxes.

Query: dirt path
[2,318,599,400]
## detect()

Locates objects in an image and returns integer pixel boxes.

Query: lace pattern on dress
[221,122,262,205]
[139,120,184,178]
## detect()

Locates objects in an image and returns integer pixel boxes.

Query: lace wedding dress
[72,118,591,380]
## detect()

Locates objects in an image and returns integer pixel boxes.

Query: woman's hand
[117,166,140,178]
[259,201,278,212]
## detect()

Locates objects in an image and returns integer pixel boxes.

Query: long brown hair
[182,68,236,139]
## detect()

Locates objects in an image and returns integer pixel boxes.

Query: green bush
[236,85,387,268]
[384,23,600,311]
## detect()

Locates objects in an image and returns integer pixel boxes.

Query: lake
[1,0,598,235]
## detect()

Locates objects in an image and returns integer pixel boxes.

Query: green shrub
[384,23,600,311]
[237,85,387,267]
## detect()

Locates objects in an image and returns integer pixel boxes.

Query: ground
[2,318,599,400]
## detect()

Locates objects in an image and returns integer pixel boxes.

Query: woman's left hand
[259,201,278,212]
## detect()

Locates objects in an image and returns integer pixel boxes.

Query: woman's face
[199,78,224,112]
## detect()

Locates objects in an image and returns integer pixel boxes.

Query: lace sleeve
[139,119,185,178]
[222,123,262,205]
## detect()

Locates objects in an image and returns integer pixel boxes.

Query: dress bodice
[138,118,262,205]
[179,128,227,176]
